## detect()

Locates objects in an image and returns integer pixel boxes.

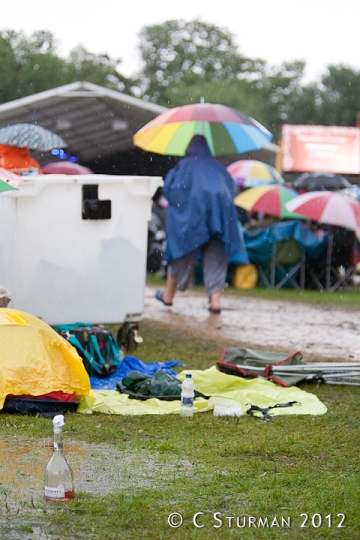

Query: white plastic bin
[0,174,162,325]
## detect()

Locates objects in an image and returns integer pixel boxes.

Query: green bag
[217,347,305,387]
[117,370,208,401]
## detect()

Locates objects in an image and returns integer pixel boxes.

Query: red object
[8,391,76,401]
[43,161,93,175]
[281,125,360,174]
[0,144,43,175]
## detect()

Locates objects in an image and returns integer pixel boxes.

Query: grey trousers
[168,237,227,298]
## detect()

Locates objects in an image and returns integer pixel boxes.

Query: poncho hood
[185,135,212,158]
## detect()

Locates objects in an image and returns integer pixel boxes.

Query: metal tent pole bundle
[233,362,360,386]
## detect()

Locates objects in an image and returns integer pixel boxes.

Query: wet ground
[0,434,194,538]
[0,435,191,509]
[143,285,360,362]
[1,286,359,535]
[0,432,194,538]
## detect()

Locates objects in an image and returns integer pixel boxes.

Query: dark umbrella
[292,172,351,192]
[0,123,66,152]
[43,161,93,175]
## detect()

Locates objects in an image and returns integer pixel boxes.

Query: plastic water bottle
[44,415,75,502]
[180,374,195,417]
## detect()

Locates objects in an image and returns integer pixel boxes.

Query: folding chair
[306,227,356,292]
[257,238,306,290]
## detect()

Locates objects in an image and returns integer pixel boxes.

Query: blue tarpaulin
[232,220,328,264]
[90,356,184,390]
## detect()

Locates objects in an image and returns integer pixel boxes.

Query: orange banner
[282,125,360,174]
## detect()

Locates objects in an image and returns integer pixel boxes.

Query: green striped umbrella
[235,185,304,219]
[0,180,18,193]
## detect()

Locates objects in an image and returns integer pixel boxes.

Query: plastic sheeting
[237,220,328,264]
[0,309,92,409]
[90,356,184,390]
[177,367,327,416]
[78,366,327,416]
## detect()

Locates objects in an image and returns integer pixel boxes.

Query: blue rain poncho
[162,136,242,262]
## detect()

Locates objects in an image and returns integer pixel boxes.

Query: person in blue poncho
[155,135,242,314]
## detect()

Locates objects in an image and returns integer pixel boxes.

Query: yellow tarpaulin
[0,308,93,409]
[78,366,327,416]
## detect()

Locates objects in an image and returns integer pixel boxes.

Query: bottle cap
[53,414,65,433]
[186,374,192,378]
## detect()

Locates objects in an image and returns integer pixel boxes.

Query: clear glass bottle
[180,374,195,417]
[44,414,75,502]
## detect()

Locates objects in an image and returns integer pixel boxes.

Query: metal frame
[257,240,306,290]
[305,230,356,292]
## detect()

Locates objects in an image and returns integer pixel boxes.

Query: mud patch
[144,286,360,362]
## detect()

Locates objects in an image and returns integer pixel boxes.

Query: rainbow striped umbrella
[133,103,273,156]
[227,159,285,188]
[234,185,303,219]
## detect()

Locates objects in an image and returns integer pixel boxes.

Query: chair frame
[257,240,306,290]
[305,231,356,292]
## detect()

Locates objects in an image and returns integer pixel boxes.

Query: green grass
[0,311,359,539]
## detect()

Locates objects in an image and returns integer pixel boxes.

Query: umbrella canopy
[227,159,285,188]
[0,123,66,152]
[286,191,360,237]
[234,185,303,219]
[133,103,273,156]
[0,167,21,189]
[42,161,93,175]
[0,179,18,193]
[292,172,352,192]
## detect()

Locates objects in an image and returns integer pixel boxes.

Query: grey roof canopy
[0,81,277,174]
[0,81,167,165]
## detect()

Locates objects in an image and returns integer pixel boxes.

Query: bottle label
[181,396,194,407]
[45,485,65,498]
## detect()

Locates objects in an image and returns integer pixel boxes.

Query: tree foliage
[0,30,133,104]
[136,20,314,139]
[63,45,132,93]
[1,24,360,146]
[137,19,253,104]
[316,65,360,126]
[136,19,360,141]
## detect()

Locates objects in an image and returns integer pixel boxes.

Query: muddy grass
[0,433,196,539]
[2,287,360,538]
[0,435,193,511]
[143,285,360,362]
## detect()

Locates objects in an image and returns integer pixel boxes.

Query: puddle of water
[0,437,85,485]
[0,436,193,511]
